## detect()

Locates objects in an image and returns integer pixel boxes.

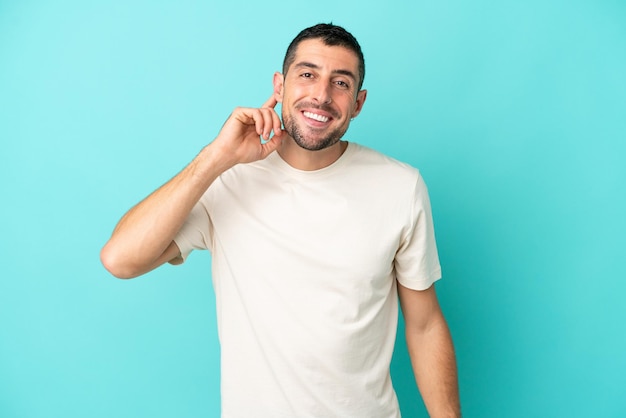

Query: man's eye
[301,72,313,78]
[335,80,349,89]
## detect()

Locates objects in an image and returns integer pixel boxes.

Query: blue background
[1,1,625,417]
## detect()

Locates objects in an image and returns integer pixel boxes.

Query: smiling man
[101,24,460,418]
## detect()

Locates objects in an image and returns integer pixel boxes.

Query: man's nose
[311,80,332,105]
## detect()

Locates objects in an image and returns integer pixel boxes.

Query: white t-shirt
[174,142,441,417]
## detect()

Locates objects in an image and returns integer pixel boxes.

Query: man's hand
[212,95,286,168]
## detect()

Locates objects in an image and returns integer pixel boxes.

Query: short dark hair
[282,23,366,91]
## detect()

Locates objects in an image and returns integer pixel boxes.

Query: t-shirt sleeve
[394,173,442,290]
[173,199,213,263]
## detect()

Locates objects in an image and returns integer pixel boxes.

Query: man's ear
[273,72,284,103]
[351,89,367,118]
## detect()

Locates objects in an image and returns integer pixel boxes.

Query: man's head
[274,24,367,152]
[283,23,365,92]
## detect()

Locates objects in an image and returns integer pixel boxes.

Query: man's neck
[277,138,348,171]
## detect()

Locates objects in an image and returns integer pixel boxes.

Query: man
[101,23,460,418]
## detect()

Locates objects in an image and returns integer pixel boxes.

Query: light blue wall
[1,1,624,417]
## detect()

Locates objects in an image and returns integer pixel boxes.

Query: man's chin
[292,135,339,151]
[284,117,344,151]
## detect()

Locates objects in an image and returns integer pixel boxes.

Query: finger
[260,108,275,140]
[255,109,279,140]
[271,109,283,137]
[260,102,283,138]
[262,95,278,109]
[260,131,283,158]
[233,106,256,127]
[252,109,267,138]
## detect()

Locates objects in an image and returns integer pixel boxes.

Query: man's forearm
[406,315,461,418]
[100,143,231,278]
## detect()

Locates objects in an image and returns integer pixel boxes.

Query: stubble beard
[282,107,348,152]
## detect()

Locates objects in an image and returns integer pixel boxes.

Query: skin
[100,38,460,417]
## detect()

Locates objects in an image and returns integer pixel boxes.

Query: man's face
[274,39,367,151]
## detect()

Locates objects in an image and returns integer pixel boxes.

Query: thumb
[259,131,284,158]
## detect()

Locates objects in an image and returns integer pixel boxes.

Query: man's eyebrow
[293,61,357,82]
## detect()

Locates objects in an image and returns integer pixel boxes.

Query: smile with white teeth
[303,111,330,123]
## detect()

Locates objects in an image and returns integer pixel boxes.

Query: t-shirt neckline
[268,141,357,178]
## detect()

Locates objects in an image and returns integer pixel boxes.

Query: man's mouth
[303,111,330,123]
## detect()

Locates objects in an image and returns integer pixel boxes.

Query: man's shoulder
[348,142,421,182]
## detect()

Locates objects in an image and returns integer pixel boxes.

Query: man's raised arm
[100,97,285,279]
